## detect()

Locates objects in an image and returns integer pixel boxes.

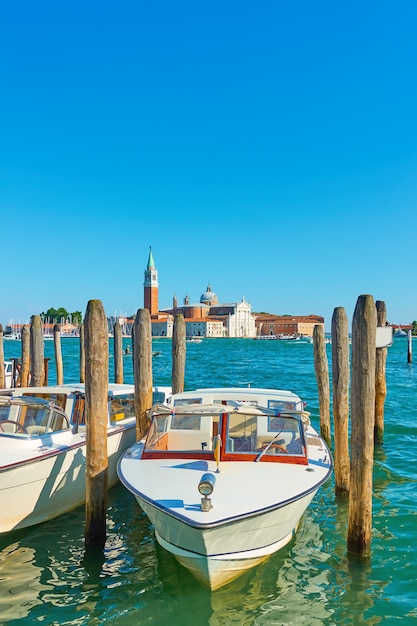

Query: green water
[1,337,416,625]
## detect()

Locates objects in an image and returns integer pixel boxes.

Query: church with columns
[143,248,257,338]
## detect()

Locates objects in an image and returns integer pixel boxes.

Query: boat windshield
[143,406,306,460]
[0,397,70,437]
[227,413,305,456]
[145,408,221,453]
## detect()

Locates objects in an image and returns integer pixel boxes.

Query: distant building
[143,249,256,337]
[254,313,324,338]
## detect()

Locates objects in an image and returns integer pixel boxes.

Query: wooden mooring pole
[113,321,123,384]
[331,307,350,498]
[375,301,387,445]
[133,309,153,441]
[84,300,109,546]
[347,294,377,558]
[20,325,30,387]
[313,324,331,447]
[54,324,64,385]
[30,315,45,386]
[172,314,186,395]
[407,330,412,364]
[80,323,85,383]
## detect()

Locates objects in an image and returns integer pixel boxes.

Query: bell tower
[144,247,159,316]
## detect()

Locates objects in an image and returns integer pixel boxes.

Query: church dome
[200,284,218,305]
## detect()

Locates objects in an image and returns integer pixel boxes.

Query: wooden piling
[54,324,64,385]
[172,314,186,395]
[313,324,331,447]
[80,323,85,383]
[30,315,45,386]
[84,300,109,546]
[113,321,123,384]
[407,330,412,363]
[20,325,30,387]
[375,301,387,445]
[347,294,377,558]
[0,325,5,389]
[133,309,153,441]
[331,307,350,498]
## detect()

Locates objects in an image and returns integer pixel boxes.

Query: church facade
[143,249,257,338]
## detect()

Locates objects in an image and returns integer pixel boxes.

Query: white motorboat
[117,386,333,590]
[0,383,172,534]
[3,361,14,389]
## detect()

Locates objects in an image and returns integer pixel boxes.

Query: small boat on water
[3,332,21,341]
[0,383,172,534]
[117,386,333,590]
[186,337,203,343]
[3,361,14,389]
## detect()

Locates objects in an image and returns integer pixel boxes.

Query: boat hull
[136,492,311,590]
[0,427,135,533]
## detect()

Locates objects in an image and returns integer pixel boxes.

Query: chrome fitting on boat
[198,473,215,512]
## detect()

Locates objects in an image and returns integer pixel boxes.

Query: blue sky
[1,1,416,331]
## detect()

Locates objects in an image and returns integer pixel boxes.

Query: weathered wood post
[313,324,331,447]
[30,315,45,386]
[54,324,64,385]
[331,307,350,498]
[407,330,412,364]
[80,323,85,383]
[347,294,377,557]
[375,301,387,445]
[172,314,186,395]
[113,321,123,384]
[84,300,109,546]
[20,325,30,387]
[133,309,153,441]
[0,325,5,389]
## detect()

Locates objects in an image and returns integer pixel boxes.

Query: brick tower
[143,247,159,316]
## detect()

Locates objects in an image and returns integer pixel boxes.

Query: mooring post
[347,294,377,558]
[30,315,45,386]
[20,325,30,387]
[54,324,64,385]
[133,309,153,441]
[80,322,85,383]
[113,321,123,384]
[172,314,186,395]
[331,307,350,498]
[84,300,109,547]
[313,324,331,447]
[375,301,387,445]
[407,330,412,364]
[0,325,5,389]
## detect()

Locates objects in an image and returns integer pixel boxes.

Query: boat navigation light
[198,473,216,511]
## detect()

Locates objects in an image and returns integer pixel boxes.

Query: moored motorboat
[0,383,172,534]
[117,386,333,590]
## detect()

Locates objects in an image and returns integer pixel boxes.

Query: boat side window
[109,394,135,423]
[173,398,203,407]
[267,400,297,412]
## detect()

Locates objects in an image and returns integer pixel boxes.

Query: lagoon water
[1,337,417,625]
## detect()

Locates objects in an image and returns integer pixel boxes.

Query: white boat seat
[26,425,52,436]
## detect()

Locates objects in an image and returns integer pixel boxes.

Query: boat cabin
[143,403,309,465]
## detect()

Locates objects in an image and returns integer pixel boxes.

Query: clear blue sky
[1,1,416,331]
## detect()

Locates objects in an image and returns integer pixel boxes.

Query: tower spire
[144,247,159,315]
